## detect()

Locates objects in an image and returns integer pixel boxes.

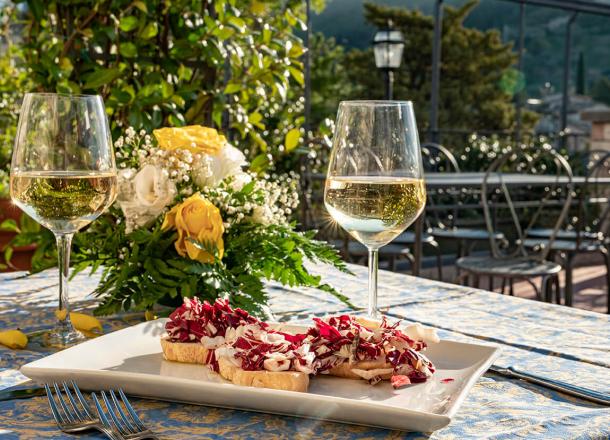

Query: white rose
[117,164,177,232]
[193,143,247,188]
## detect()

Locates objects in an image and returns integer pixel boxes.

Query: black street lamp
[373,22,405,100]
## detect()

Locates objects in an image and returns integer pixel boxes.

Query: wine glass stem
[55,233,74,332]
[367,248,379,319]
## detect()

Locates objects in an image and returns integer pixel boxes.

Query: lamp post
[373,22,405,100]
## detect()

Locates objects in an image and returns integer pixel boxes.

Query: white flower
[192,143,247,188]
[251,205,274,225]
[116,164,177,232]
[230,172,252,191]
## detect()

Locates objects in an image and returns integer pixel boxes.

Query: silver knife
[0,385,46,402]
[489,365,610,406]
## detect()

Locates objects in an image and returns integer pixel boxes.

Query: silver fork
[45,381,121,440]
[93,389,160,440]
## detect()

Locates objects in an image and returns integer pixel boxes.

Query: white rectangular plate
[21,319,499,432]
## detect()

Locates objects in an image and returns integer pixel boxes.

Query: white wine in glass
[10,93,118,348]
[324,101,425,319]
[10,171,117,234]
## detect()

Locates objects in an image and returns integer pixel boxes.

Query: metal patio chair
[422,143,505,282]
[456,147,573,303]
[524,150,610,312]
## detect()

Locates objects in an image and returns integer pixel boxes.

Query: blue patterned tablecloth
[1,264,609,439]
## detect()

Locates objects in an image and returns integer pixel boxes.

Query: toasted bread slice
[217,357,309,392]
[161,339,309,392]
[160,338,209,364]
[328,358,393,380]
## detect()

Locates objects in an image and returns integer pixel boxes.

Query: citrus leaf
[285,128,300,152]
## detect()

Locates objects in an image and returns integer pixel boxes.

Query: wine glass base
[42,328,86,349]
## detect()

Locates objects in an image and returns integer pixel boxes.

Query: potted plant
[0,4,41,271]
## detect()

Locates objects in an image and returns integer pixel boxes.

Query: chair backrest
[580,150,610,241]
[420,142,463,230]
[421,142,461,173]
[481,146,573,261]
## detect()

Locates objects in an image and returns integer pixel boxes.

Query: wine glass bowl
[10,93,117,347]
[324,101,425,318]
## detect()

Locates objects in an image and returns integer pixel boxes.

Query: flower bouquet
[71,125,350,316]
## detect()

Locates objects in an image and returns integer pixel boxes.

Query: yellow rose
[162,193,224,263]
[153,125,226,155]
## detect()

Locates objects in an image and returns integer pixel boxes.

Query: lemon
[0,329,28,349]
[69,312,103,333]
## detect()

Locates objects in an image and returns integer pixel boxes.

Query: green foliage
[17,0,309,171]
[72,213,352,317]
[312,1,538,134]
[309,33,353,127]
[0,5,32,197]
[456,133,570,173]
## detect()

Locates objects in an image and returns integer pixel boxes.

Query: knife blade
[0,385,45,402]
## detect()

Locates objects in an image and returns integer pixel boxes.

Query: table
[1,264,609,439]
[424,172,610,189]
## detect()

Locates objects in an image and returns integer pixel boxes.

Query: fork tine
[118,389,146,430]
[45,384,64,426]
[62,382,85,421]
[92,392,112,429]
[102,390,128,435]
[109,390,137,434]
[71,380,94,418]
[52,382,75,423]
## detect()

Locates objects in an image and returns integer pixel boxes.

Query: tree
[591,76,610,106]
[16,0,309,171]
[309,33,353,127]
[316,1,537,137]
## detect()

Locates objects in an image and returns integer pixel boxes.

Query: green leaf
[20,214,40,233]
[177,65,193,82]
[119,16,139,32]
[248,112,265,129]
[0,219,19,233]
[250,153,270,172]
[224,83,241,94]
[139,22,158,39]
[284,128,300,152]
[227,16,246,32]
[119,42,137,58]
[83,68,121,89]
[288,66,304,86]
[168,113,185,127]
[4,246,13,264]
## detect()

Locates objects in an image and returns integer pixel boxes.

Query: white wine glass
[10,93,118,348]
[324,101,425,319]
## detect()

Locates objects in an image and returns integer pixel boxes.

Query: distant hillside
[311,0,610,96]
